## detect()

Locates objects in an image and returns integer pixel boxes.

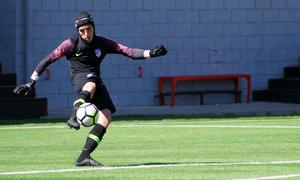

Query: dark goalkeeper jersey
[34,35,146,78]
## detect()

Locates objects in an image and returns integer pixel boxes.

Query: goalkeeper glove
[13,79,36,96]
[150,44,168,57]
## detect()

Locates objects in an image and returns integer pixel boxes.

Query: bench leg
[161,96,165,106]
[200,94,203,105]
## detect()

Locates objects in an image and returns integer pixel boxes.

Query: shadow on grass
[1,113,299,126]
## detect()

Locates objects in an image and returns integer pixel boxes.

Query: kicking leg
[67,82,95,130]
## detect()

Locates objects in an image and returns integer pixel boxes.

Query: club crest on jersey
[95,48,101,58]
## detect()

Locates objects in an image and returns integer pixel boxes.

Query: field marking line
[127,119,300,125]
[231,173,300,180]
[158,118,300,123]
[2,124,300,130]
[0,126,66,130]
[177,118,300,123]
[1,160,300,176]
[1,118,299,130]
[112,125,300,128]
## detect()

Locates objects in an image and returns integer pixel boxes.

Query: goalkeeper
[14,11,167,166]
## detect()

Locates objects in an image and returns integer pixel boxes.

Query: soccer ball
[76,103,99,127]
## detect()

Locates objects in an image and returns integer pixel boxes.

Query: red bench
[157,74,251,107]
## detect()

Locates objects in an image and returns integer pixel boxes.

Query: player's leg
[75,109,111,166]
[67,82,96,130]
[75,82,115,166]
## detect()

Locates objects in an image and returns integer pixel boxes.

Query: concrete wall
[2,0,300,108]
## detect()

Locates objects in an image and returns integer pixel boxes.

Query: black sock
[77,124,107,163]
[71,90,91,117]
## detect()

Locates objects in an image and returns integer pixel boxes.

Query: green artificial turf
[0,115,300,179]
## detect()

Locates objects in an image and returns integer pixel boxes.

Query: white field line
[0,126,66,130]
[131,119,300,126]
[111,124,300,128]
[1,160,300,176]
[168,118,300,123]
[231,173,300,180]
[1,118,299,130]
[2,124,300,130]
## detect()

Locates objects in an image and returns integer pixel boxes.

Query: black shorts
[72,73,116,114]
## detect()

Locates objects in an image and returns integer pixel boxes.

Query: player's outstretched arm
[106,37,168,59]
[13,39,72,96]
[13,71,39,96]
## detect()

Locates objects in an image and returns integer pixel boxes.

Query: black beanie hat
[75,11,95,30]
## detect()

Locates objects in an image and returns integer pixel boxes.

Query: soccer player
[14,11,167,166]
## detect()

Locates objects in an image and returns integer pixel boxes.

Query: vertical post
[246,76,251,103]
[0,62,2,73]
[234,78,239,103]
[158,78,164,106]
[171,79,177,107]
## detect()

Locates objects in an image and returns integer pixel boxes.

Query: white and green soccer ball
[76,103,99,127]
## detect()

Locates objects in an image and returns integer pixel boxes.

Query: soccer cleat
[75,157,103,166]
[66,116,80,130]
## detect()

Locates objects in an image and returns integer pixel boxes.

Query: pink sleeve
[105,38,145,59]
[34,39,73,75]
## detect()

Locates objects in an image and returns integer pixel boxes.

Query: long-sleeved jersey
[34,35,146,78]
